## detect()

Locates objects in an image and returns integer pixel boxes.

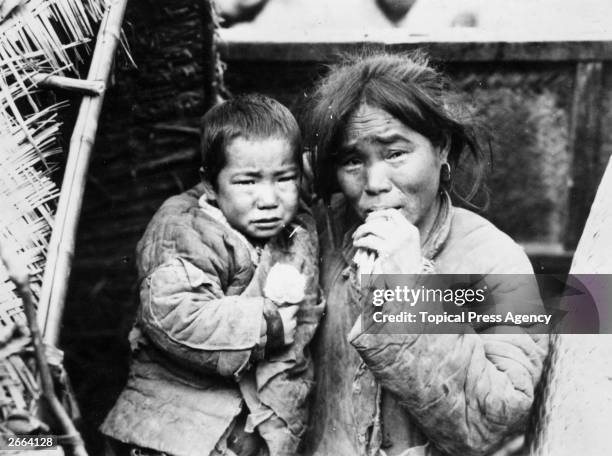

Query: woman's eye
[235,179,255,185]
[386,150,407,161]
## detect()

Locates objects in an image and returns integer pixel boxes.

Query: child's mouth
[252,217,282,229]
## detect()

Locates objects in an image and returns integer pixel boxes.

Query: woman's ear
[440,135,453,162]
[439,138,452,187]
[439,136,451,163]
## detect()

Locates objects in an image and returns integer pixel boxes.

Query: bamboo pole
[38,0,129,344]
[0,240,88,456]
[31,73,105,96]
[201,0,219,111]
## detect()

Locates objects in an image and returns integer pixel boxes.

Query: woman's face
[336,104,448,229]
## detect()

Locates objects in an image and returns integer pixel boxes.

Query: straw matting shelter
[0,0,109,331]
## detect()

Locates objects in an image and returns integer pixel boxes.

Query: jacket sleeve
[139,256,266,380]
[349,265,548,455]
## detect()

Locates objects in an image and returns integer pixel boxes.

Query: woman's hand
[352,208,423,274]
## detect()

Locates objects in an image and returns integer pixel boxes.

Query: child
[101,94,323,456]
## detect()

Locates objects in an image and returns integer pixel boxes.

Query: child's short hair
[200,94,302,187]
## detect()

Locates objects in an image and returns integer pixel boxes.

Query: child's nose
[255,183,279,209]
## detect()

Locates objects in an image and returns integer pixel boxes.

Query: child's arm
[137,255,286,381]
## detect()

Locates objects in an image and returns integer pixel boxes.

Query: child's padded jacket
[101,183,323,456]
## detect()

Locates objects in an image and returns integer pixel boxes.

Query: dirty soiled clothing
[304,193,548,456]
[101,183,323,456]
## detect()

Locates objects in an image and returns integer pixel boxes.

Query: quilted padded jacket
[304,193,548,456]
[101,183,323,456]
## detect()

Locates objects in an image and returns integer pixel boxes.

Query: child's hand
[278,305,299,345]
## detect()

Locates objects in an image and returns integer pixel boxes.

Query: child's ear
[200,167,218,201]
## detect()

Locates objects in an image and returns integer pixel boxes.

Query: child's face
[215,136,300,241]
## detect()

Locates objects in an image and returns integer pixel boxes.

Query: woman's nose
[255,183,279,209]
[364,163,392,195]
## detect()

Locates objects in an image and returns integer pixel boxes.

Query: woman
[302,52,548,456]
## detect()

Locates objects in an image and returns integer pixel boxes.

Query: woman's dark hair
[303,51,486,206]
[200,94,302,187]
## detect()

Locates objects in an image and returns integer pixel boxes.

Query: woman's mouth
[364,206,402,214]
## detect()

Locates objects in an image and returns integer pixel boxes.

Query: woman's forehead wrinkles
[345,110,405,145]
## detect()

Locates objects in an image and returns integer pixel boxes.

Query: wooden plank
[564,62,604,249]
[571,155,612,274]
[530,158,612,456]
[219,39,612,63]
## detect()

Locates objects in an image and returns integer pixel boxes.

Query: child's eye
[278,174,298,183]
[340,157,363,169]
